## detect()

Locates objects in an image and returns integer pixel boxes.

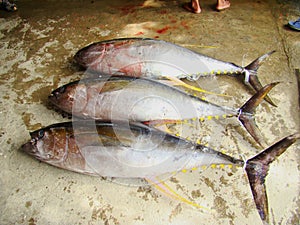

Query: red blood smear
[119,5,140,15]
[156,26,170,34]
[135,31,144,35]
[168,15,177,23]
[181,21,189,29]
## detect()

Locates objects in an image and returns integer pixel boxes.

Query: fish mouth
[48,86,66,106]
[21,142,38,156]
[74,48,94,68]
[21,141,46,162]
[48,93,57,104]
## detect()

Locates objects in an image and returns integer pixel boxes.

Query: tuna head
[21,128,68,164]
[74,43,106,69]
[48,81,88,115]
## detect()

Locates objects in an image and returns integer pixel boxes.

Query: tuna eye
[58,86,65,93]
[38,130,44,139]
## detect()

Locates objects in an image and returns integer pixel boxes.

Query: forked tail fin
[245,51,277,107]
[238,82,279,148]
[245,133,300,224]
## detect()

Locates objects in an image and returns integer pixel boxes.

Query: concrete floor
[0,0,299,224]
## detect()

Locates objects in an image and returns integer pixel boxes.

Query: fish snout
[74,43,106,68]
[21,141,38,156]
[74,49,92,68]
[48,86,68,108]
[50,86,66,99]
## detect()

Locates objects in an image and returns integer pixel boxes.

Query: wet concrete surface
[0,0,299,224]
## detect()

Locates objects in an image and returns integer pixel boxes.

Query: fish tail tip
[241,81,279,114]
[249,74,279,107]
[245,50,276,71]
[245,51,277,107]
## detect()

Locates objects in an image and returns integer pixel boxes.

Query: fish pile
[22,38,299,224]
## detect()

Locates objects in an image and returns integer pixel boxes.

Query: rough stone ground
[0,0,299,224]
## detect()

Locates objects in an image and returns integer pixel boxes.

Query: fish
[48,75,278,147]
[21,120,300,224]
[73,38,276,106]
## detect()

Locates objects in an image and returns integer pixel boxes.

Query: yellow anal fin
[160,76,229,97]
[146,177,209,211]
